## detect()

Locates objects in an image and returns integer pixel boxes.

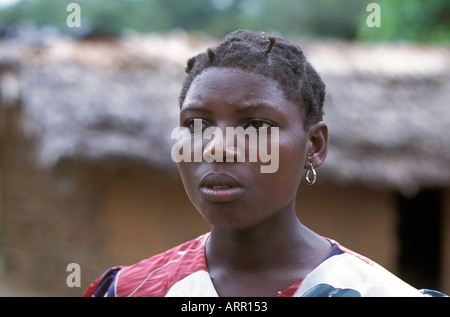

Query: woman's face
[177,67,314,230]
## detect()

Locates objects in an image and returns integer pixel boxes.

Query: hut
[0,33,449,296]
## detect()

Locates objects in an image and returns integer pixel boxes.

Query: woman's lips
[199,173,245,202]
[199,186,246,202]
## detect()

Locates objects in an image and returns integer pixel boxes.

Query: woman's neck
[205,205,332,296]
[206,206,330,273]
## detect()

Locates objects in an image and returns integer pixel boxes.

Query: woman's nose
[202,126,244,163]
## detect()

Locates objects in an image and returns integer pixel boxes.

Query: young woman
[84,30,445,297]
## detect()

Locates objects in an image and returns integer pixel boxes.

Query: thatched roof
[306,42,450,194]
[1,33,208,171]
[1,33,449,194]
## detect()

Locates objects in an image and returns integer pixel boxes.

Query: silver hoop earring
[305,162,316,185]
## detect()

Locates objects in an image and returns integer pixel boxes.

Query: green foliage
[0,0,68,28]
[0,0,448,42]
[247,0,366,39]
[357,0,450,43]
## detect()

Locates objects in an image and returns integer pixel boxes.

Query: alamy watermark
[66,263,81,288]
[66,3,81,28]
[171,119,280,173]
[366,3,381,28]
[65,3,381,32]
[65,3,381,31]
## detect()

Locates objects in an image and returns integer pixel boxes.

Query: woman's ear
[304,121,328,169]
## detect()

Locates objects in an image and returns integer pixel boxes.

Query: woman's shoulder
[296,239,447,297]
[83,233,210,297]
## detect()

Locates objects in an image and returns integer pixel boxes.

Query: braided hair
[179,30,325,129]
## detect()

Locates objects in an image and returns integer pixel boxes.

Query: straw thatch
[306,42,450,194]
[1,34,449,195]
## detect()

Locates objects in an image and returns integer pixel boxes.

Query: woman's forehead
[182,67,291,109]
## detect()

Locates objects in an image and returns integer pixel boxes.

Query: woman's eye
[185,119,209,131]
[246,120,273,130]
